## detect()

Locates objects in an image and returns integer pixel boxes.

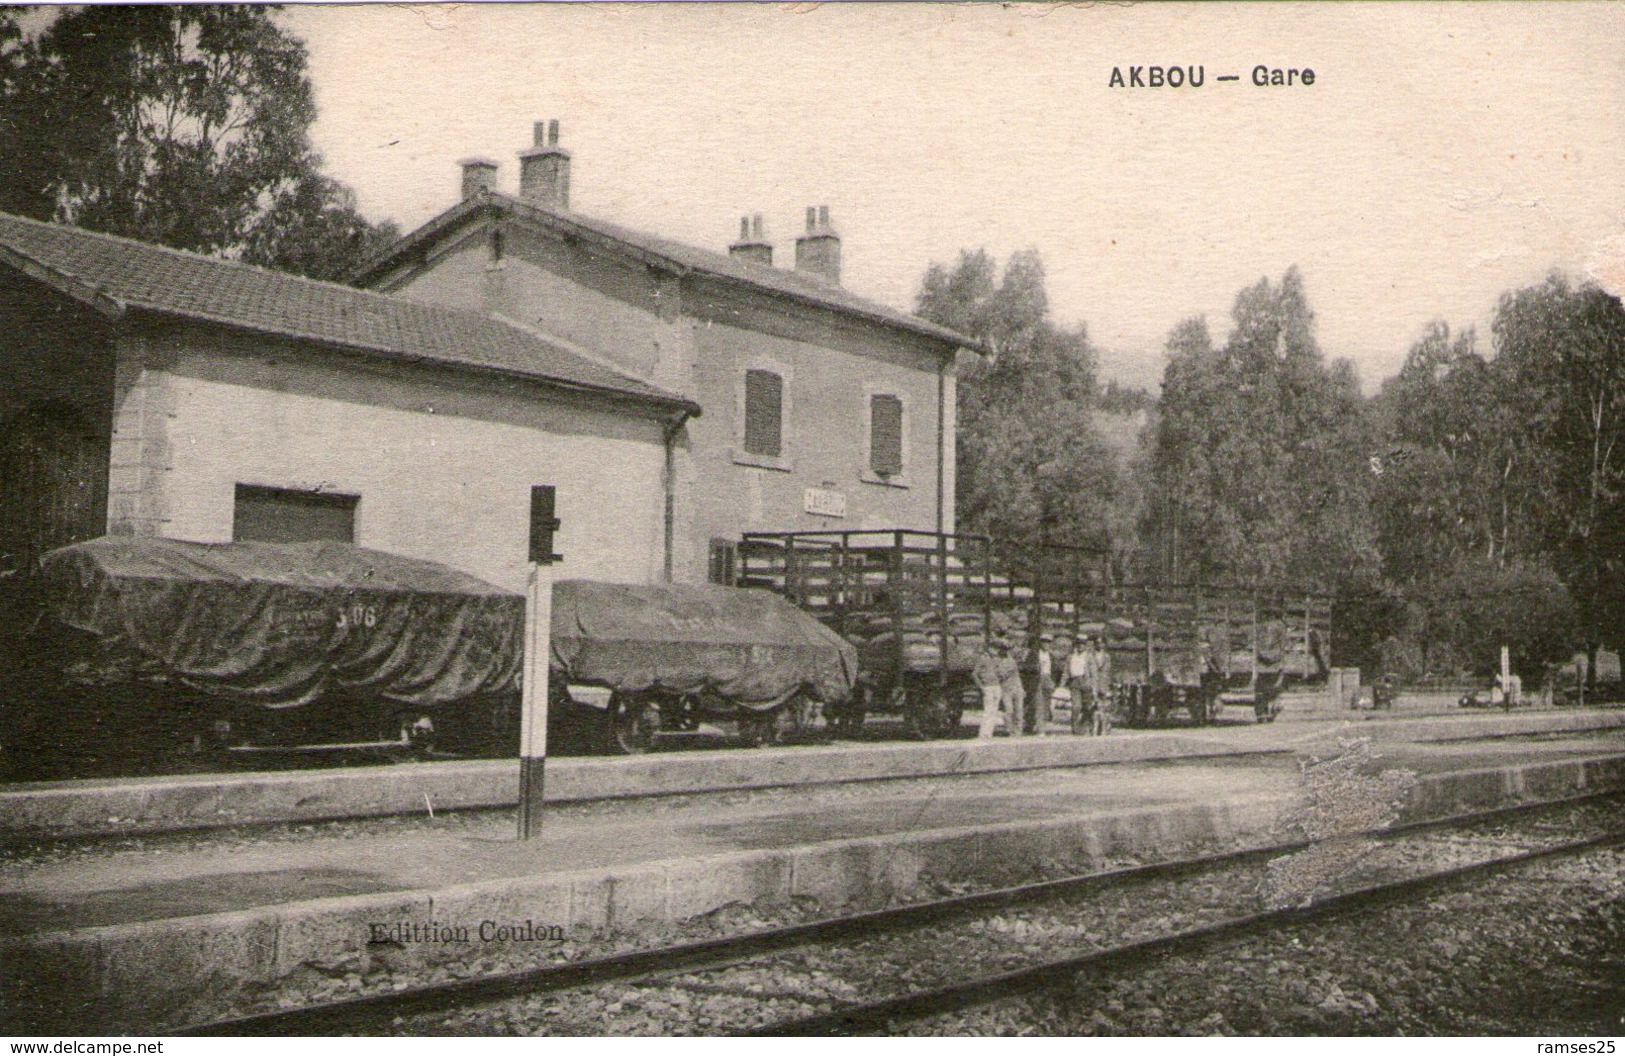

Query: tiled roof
[0,211,698,417]
[354,193,984,354]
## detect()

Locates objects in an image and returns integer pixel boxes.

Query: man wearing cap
[1088,634,1114,735]
[973,636,1024,739]
[1002,639,1028,737]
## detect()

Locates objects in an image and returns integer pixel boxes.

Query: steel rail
[174,789,1625,1036]
[747,826,1625,1036]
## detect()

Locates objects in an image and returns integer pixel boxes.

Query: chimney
[728,213,772,267]
[518,119,571,211]
[794,204,840,284]
[459,156,498,200]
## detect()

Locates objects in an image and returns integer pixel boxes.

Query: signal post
[519,485,561,841]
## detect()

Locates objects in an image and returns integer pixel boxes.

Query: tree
[1374,321,1545,579]
[0,8,39,218]
[915,249,1125,562]
[1097,379,1154,415]
[1493,274,1625,677]
[240,173,399,283]
[1,6,392,280]
[1146,268,1378,589]
[1410,560,1576,682]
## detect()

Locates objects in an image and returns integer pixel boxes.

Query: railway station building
[352,122,980,584]
[1,122,979,592]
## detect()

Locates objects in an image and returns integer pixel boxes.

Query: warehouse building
[0,212,698,592]
[354,121,980,584]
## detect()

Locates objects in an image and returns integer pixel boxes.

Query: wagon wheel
[738,707,789,748]
[1127,686,1150,728]
[831,696,867,737]
[609,694,661,755]
[904,679,965,741]
[385,713,438,761]
[832,682,872,738]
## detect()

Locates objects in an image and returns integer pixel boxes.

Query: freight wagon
[739,530,1029,738]
[742,529,1331,733]
[1023,574,1333,726]
[0,537,858,777]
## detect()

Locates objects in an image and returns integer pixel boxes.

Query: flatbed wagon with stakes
[740,530,1027,738]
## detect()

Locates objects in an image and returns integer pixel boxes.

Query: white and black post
[519,485,561,841]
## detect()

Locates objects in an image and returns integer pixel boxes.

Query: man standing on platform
[974,637,1023,739]
[1067,636,1093,735]
[1089,635,1114,736]
[1002,637,1029,737]
[1031,633,1057,735]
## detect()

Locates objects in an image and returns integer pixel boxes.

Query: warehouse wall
[109,321,668,592]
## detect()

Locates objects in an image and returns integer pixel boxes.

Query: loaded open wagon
[1026,573,1332,726]
[739,530,1026,738]
[2,537,526,777]
[549,578,858,753]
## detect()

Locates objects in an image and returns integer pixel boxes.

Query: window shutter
[708,538,739,586]
[743,369,783,457]
[870,394,903,475]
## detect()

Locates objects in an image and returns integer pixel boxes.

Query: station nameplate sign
[803,487,847,518]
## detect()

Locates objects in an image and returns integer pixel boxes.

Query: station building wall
[385,225,692,397]
[682,280,954,577]
[382,215,958,585]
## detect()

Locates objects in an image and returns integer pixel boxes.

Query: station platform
[3,717,1625,1032]
[4,703,1622,841]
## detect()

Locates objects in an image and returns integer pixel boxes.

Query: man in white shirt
[1031,633,1057,735]
[1066,637,1092,735]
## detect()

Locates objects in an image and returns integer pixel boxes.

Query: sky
[280,2,1625,393]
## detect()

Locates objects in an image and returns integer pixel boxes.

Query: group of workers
[972,632,1113,739]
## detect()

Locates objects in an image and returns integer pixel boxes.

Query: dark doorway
[0,400,109,577]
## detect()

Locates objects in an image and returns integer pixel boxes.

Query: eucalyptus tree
[1,6,394,280]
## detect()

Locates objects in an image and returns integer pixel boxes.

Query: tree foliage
[1146,268,1377,589]
[1360,275,1625,678]
[1494,275,1625,659]
[923,251,1619,680]
[1370,322,1538,584]
[916,249,1126,561]
[1401,560,1576,682]
[0,6,393,281]
[239,172,399,282]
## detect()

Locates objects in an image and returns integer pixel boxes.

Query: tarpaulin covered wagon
[3,537,525,774]
[0,540,859,775]
[549,578,859,753]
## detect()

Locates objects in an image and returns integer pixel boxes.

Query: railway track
[176,790,1625,1036]
[751,828,1625,1035]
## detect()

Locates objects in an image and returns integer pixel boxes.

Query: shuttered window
[234,484,358,544]
[708,538,739,586]
[870,394,904,476]
[743,369,783,457]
